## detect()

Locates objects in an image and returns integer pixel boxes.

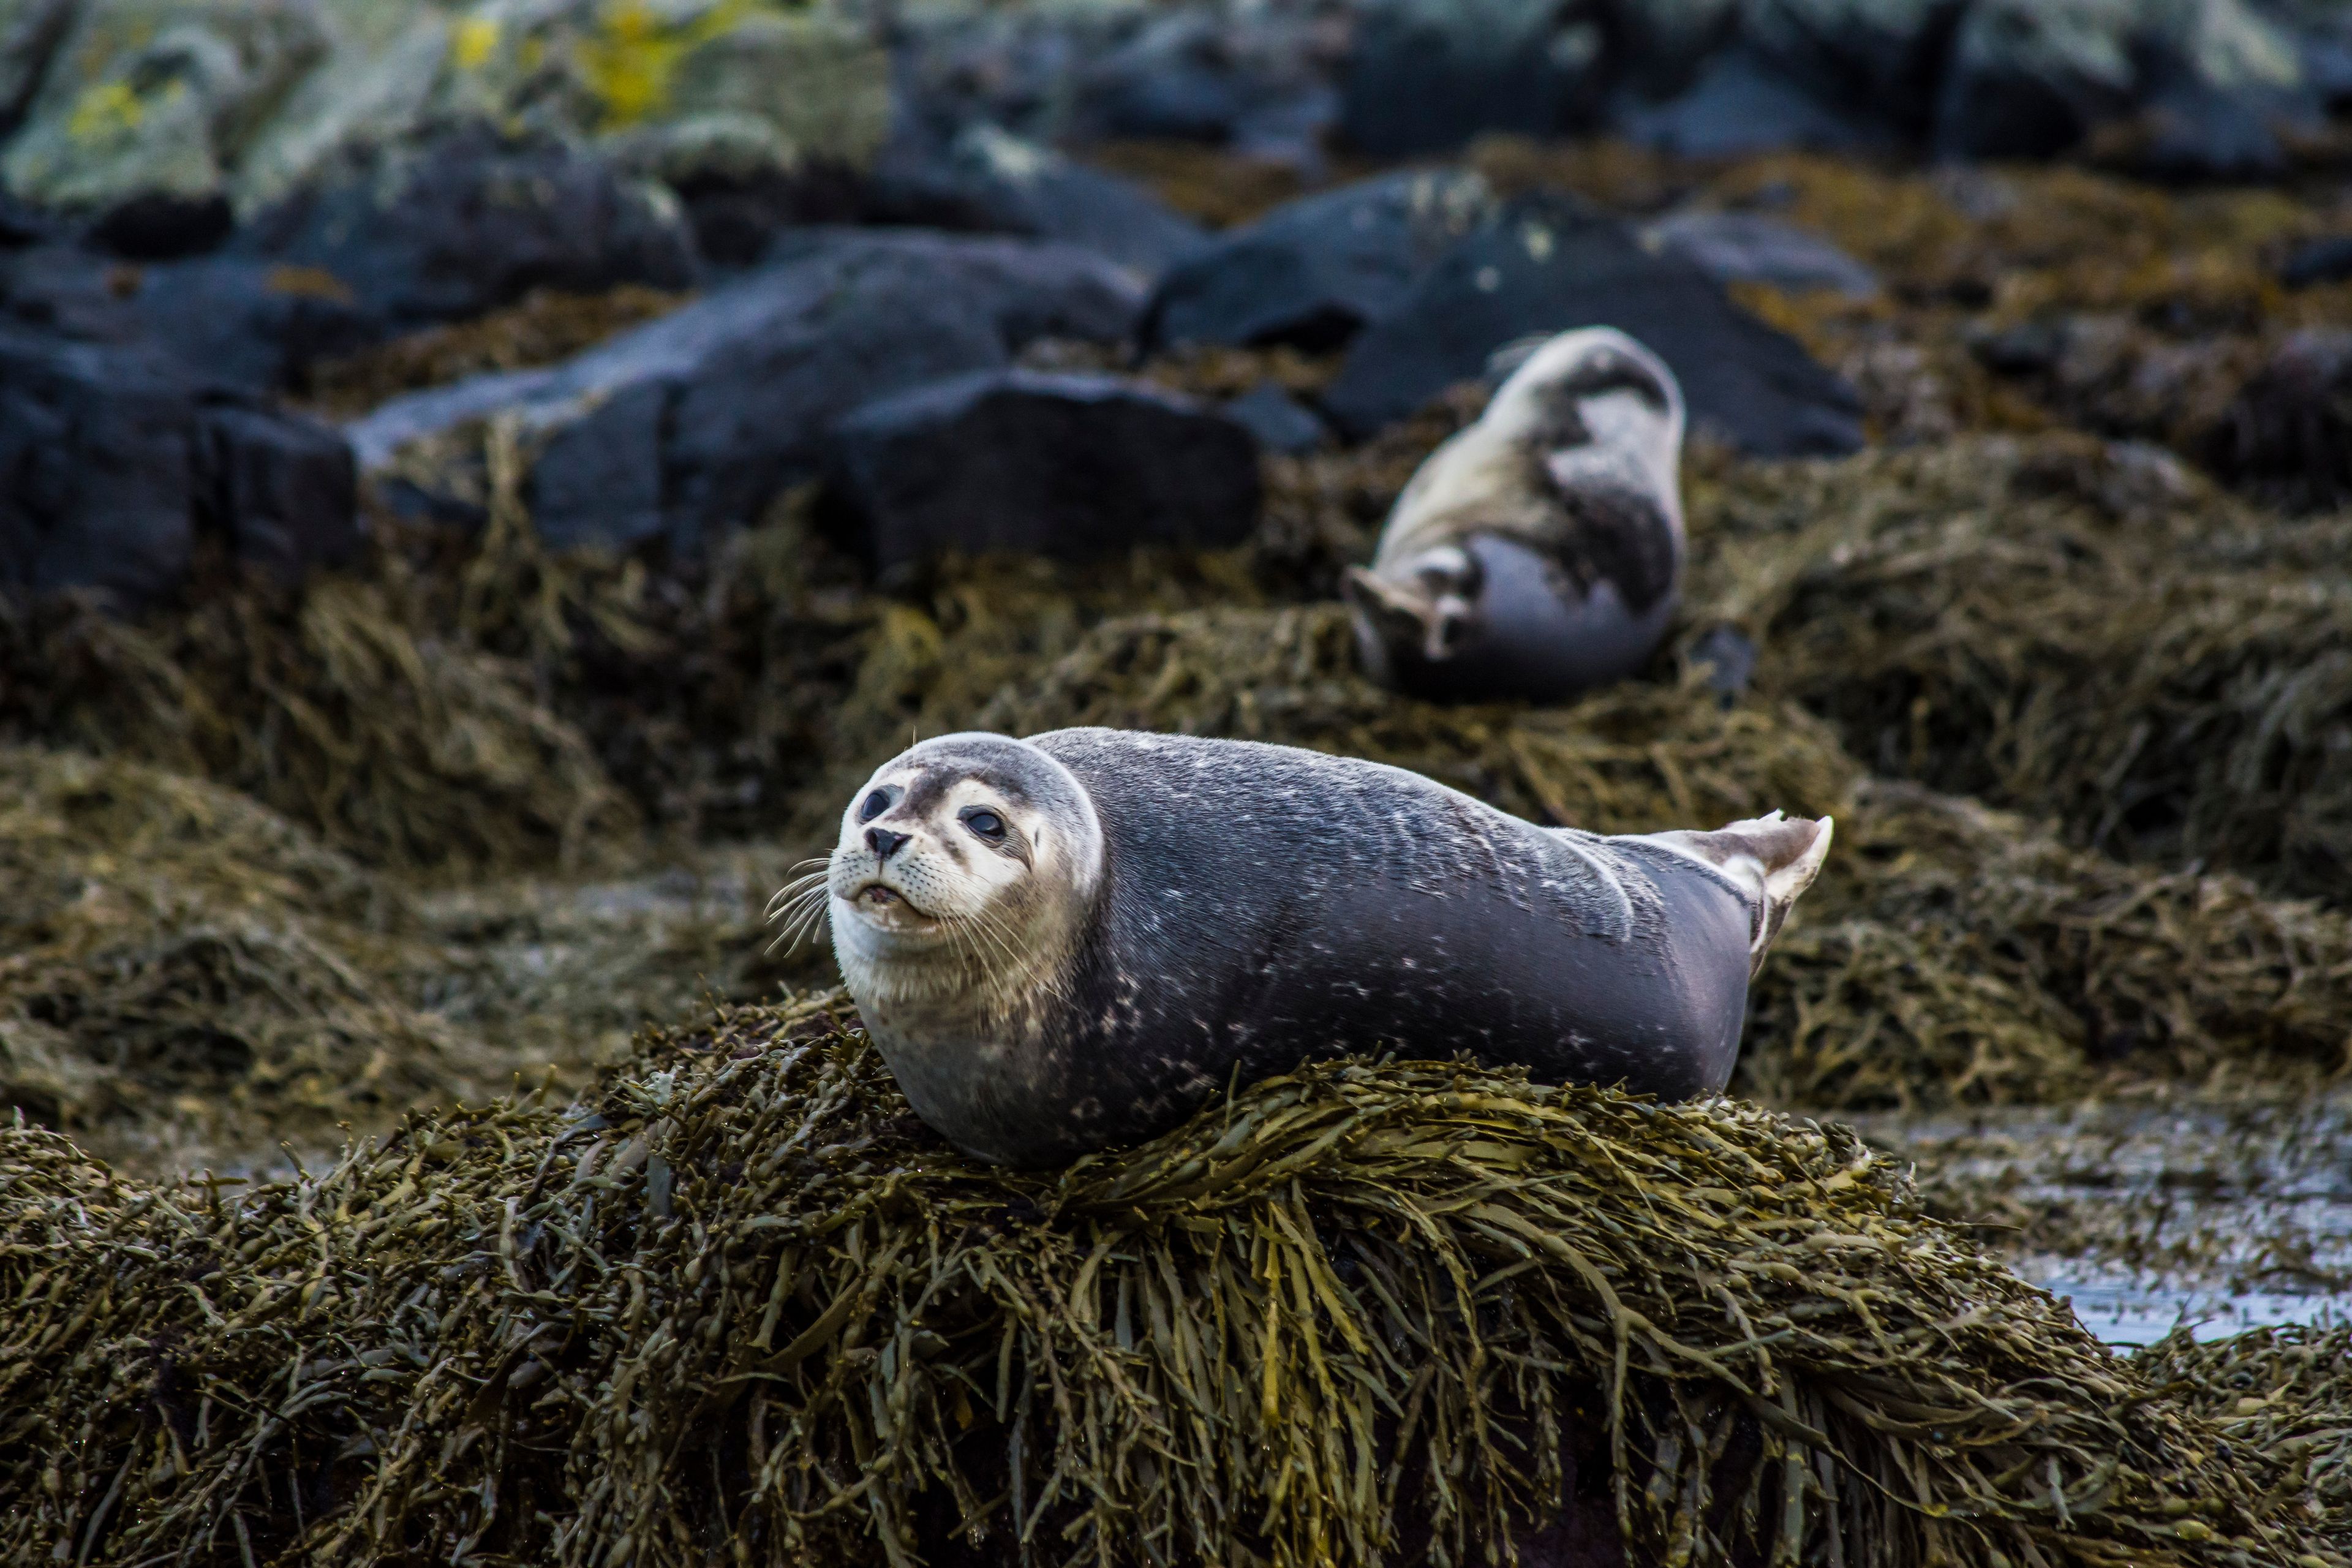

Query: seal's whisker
[766,886,832,952]
[765,870,832,921]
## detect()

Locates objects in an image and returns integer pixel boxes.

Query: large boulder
[1339,0,1609,157]
[1142,168,1497,353]
[235,127,696,337]
[1,241,376,394]
[1642,209,1880,298]
[0,0,890,223]
[0,322,356,603]
[1322,191,1864,456]
[1739,0,1964,137]
[823,369,1261,572]
[350,232,1147,556]
[0,0,327,217]
[1931,0,2306,164]
[1611,42,1904,156]
[867,126,1208,282]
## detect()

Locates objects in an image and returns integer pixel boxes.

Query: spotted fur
[822,729,1830,1167]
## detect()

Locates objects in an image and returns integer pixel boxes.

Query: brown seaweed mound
[0,747,480,1168]
[1,998,2328,1568]
[1697,435,2352,907]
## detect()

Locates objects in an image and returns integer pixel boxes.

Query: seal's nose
[865,826,910,862]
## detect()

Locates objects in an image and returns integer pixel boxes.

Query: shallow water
[1857,1091,2352,1346]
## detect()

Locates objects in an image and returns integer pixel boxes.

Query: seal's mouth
[848,880,940,929]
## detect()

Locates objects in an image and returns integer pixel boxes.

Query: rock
[197,402,359,580]
[83,190,236,261]
[824,369,1261,572]
[868,126,1209,281]
[0,321,359,603]
[1340,0,1610,157]
[235,127,696,336]
[1221,382,1327,454]
[1686,622,1758,701]
[2203,328,2352,510]
[1931,0,2304,163]
[1,0,328,214]
[135,257,377,396]
[1642,209,1880,298]
[1739,0,1963,135]
[892,1,1341,160]
[1322,191,1864,456]
[349,232,1147,556]
[0,190,55,247]
[1611,42,1902,156]
[1,243,141,341]
[0,323,195,601]
[1142,168,1497,353]
[0,0,890,224]
[1608,0,1741,97]
[2279,233,2352,287]
[0,0,74,138]
[1079,12,1250,140]
[235,2,889,216]
[1,243,372,393]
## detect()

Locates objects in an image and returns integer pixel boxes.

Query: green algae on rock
[0,995,2331,1568]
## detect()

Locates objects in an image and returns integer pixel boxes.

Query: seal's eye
[963,809,1006,842]
[858,790,890,823]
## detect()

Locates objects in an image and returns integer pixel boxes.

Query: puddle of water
[1850,1089,2352,1347]
[2039,1280,2348,1347]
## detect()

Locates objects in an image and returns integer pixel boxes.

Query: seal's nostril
[867,827,910,862]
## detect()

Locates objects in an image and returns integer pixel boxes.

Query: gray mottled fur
[831,729,1829,1167]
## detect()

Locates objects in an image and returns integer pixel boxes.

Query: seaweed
[1,1001,2332,1568]
[1693,433,2352,905]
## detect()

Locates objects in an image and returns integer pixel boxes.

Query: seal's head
[825,733,1104,1025]
[1345,326,1685,699]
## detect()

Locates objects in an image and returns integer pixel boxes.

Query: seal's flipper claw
[1644,814,1834,975]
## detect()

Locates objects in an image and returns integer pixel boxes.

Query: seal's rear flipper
[1648,812,1834,975]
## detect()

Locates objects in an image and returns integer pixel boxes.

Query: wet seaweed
[1,1000,2331,1568]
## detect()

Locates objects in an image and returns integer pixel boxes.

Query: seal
[799,727,1831,1167]
[1343,326,1686,704]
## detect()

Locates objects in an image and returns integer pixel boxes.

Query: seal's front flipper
[1646,812,1834,975]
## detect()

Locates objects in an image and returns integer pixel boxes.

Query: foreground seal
[802,728,1830,1167]
[1344,326,1685,703]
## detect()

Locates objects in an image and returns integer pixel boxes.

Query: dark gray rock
[198,404,359,582]
[1340,0,1608,157]
[237,127,697,336]
[1142,168,1496,353]
[2,243,379,395]
[1739,0,1964,137]
[0,324,195,603]
[1322,192,1864,456]
[1222,382,1326,454]
[1642,209,1879,298]
[0,322,360,604]
[2203,328,2352,510]
[2280,233,2352,287]
[85,190,235,262]
[867,126,1208,280]
[349,231,1147,556]
[1080,13,1250,140]
[137,257,379,396]
[824,369,1261,572]
[1613,43,1904,156]
[1,244,140,341]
